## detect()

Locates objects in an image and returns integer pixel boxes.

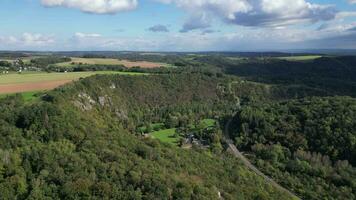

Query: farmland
[0,57,35,64]
[0,71,146,94]
[55,57,168,68]
[277,55,322,61]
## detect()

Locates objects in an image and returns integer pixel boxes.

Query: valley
[0,51,355,199]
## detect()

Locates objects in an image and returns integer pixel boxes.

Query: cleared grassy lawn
[151,128,180,146]
[148,119,216,145]
[277,55,322,61]
[199,119,216,128]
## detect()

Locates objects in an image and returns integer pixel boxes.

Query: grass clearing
[0,91,41,101]
[21,91,42,101]
[151,128,180,146]
[199,119,216,128]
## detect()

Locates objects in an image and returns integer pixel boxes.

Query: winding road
[224,115,301,200]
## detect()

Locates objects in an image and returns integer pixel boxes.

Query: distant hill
[195,55,356,97]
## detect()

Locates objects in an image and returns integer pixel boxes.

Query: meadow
[151,128,180,146]
[277,55,322,61]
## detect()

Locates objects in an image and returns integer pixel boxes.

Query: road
[224,115,301,200]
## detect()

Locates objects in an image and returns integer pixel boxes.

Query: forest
[229,97,356,199]
[0,52,355,199]
[0,73,292,199]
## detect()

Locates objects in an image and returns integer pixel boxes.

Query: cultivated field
[56,57,167,68]
[0,71,145,94]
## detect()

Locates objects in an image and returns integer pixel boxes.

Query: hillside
[194,56,356,97]
[228,97,356,199]
[0,74,293,199]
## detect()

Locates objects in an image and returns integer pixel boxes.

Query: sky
[0,0,356,51]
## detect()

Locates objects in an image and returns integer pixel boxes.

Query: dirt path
[0,80,73,94]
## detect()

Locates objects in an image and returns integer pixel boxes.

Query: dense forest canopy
[229,97,356,199]
[0,51,356,199]
[0,74,293,200]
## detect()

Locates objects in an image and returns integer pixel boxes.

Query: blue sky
[0,0,356,51]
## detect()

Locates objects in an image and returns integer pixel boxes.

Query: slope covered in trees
[0,74,293,199]
[195,56,356,97]
[229,97,356,199]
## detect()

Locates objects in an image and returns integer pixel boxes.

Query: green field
[199,119,216,128]
[0,71,145,85]
[20,91,41,101]
[151,128,180,146]
[277,55,322,61]
[0,91,41,101]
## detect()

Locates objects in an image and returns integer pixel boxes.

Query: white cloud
[74,32,102,38]
[0,33,54,46]
[0,33,56,50]
[157,0,337,32]
[349,0,356,4]
[180,13,211,32]
[21,33,55,46]
[41,0,138,14]
[2,21,356,51]
[60,22,356,51]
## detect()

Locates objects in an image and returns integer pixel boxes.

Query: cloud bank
[1,0,355,51]
[41,0,138,14]
[0,33,55,47]
[158,0,338,32]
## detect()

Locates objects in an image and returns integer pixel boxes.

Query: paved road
[224,115,301,200]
